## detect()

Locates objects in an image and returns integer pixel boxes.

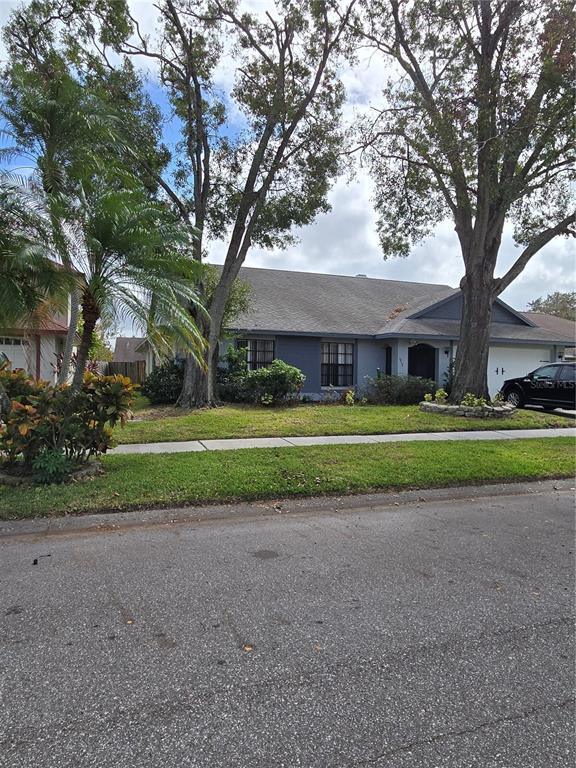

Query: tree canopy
[357,0,575,398]
[527,291,576,322]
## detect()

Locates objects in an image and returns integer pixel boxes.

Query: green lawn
[117,402,573,445]
[1,437,573,519]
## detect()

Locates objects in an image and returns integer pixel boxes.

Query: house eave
[226,327,375,340]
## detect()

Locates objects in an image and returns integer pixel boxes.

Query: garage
[0,336,30,372]
[487,346,552,398]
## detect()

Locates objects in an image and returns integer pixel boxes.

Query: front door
[408,344,436,380]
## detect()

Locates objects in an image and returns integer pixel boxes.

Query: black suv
[501,361,576,410]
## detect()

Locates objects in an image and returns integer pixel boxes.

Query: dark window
[558,365,576,382]
[321,342,354,387]
[236,339,275,370]
[532,365,559,380]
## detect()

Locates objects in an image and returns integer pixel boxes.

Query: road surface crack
[354,697,575,765]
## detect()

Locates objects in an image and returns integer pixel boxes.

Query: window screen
[236,339,275,370]
[321,342,354,387]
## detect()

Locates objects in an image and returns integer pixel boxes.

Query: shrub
[0,368,134,474]
[141,360,184,404]
[461,393,487,408]
[244,359,305,405]
[342,388,355,406]
[217,346,249,403]
[31,447,73,484]
[434,388,448,404]
[443,359,455,394]
[364,374,436,405]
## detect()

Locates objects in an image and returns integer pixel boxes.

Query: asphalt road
[1,481,574,768]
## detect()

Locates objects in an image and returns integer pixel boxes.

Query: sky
[0,0,574,314]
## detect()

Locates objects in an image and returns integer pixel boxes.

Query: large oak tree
[358,0,575,400]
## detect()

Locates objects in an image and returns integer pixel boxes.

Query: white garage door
[0,337,30,372]
[488,346,551,398]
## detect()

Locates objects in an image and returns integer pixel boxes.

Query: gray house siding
[275,335,322,394]
[356,340,388,392]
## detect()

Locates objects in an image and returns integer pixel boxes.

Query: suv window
[558,365,576,382]
[531,365,558,380]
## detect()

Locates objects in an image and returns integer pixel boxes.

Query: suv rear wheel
[505,387,524,408]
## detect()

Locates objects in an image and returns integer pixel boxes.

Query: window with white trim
[236,338,275,370]
[321,342,354,387]
[0,337,27,346]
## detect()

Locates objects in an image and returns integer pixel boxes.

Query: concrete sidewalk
[110,426,576,454]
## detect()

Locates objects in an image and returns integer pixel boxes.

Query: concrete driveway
[1,480,574,767]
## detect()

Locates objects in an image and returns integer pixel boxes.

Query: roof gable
[410,294,533,326]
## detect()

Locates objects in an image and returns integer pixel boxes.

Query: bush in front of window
[217,346,249,402]
[244,359,306,405]
[141,359,184,404]
[364,374,436,405]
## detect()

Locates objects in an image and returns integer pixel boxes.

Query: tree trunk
[450,269,495,402]
[57,287,80,385]
[177,302,211,408]
[205,280,232,404]
[178,353,209,409]
[72,292,99,388]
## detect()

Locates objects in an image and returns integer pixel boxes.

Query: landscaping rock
[419,402,516,418]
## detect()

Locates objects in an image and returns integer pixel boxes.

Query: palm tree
[69,174,206,387]
[0,175,76,328]
[1,62,121,382]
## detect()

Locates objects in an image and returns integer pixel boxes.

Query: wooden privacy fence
[106,360,146,384]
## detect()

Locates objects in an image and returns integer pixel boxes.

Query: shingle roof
[381,317,573,343]
[522,312,575,340]
[226,266,575,345]
[229,266,455,336]
[113,337,147,363]
[3,318,69,335]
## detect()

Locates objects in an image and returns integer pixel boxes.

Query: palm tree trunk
[58,287,80,385]
[72,291,99,388]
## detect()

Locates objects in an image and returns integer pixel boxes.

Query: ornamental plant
[0,367,134,475]
[434,389,448,404]
[461,393,487,408]
[244,360,305,405]
[365,375,435,405]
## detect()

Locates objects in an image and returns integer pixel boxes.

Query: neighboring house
[110,336,149,383]
[217,267,574,398]
[0,308,70,382]
[112,336,148,365]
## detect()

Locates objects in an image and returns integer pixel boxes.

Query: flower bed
[420,401,516,418]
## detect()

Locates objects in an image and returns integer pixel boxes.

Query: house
[219,266,574,398]
[0,307,70,382]
[109,336,149,383]
[112,336,148,366]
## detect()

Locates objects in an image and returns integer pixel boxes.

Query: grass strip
[118,403,573,444]
[1,437,574,519]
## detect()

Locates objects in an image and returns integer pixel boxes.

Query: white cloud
[209,168,575,311]
[2,0,573,313]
